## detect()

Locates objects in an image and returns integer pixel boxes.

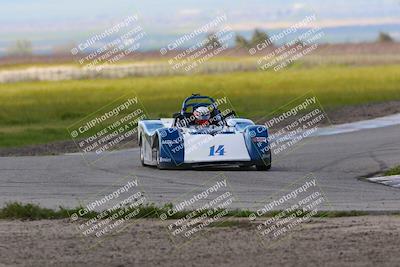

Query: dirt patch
[0,216,399,266]
[0,140,80,157]
[1,100,400,157]
[325,101,400,125]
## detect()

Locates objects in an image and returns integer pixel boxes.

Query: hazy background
[1,0,399,55]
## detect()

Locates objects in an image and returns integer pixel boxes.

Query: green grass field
[0,64,400,147]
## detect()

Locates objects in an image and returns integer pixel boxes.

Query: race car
[138,94,271,170]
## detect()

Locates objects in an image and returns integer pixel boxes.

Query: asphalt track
[1,115,400,211]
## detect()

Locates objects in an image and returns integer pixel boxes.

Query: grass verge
[384,165,400,176]
[0,202,370,221]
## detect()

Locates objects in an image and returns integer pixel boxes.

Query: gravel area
[0,216,399,267]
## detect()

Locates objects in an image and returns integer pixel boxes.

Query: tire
[256,163,271,171]
[139,136,146,166]
[156,145,161,169]
[154,140,164,169]
[140,143,145,166]
[255,150,272,171]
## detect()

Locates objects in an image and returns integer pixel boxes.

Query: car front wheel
[255,163,271,171]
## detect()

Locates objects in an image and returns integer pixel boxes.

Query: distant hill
[0,23,398,56]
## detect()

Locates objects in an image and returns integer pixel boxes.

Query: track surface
[1,123,400,211]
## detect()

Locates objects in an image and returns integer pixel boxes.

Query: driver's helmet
[193,106,211,125]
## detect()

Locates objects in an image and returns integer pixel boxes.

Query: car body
[138,94,271,170]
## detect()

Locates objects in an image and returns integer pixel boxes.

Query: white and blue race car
[138,94,271,170]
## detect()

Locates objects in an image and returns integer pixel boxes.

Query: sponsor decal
[159,157,172,162]
[252,137,267,143]
[161,139,182,146]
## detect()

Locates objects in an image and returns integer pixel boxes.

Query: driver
[193,106,211,126]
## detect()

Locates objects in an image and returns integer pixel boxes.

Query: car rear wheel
[154,140,163,169]
[255,151,272,171]
[140,143,145,166]
[156,146,161,168]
